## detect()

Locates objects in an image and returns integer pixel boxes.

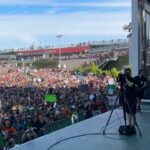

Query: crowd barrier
[11,112,85,145]
[0,110,102,147]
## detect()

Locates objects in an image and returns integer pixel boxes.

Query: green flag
[44,94,57,103]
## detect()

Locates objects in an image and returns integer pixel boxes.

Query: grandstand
[0,40,128,69]
[13,40,128,61]
[0,39,128,61]
[16,46,89,61]
[89,39,128,54]
[0,51,16,60]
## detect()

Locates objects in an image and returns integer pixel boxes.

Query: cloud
[0,10,130,47]
[0,0,131,48]
[0,0,131,8]
[0,0,52,6]
[52,2,131,8]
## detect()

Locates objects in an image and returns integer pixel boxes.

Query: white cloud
[0,0,52,6]
[52,2,131,8]
[0,0,131,8]
[0,10,130,47]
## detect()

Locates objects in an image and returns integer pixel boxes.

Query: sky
[0,0,131,50]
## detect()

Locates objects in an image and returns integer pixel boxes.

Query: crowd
[53,50,128,61]
[0,64,115,149]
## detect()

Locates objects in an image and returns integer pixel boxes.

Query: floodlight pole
[56,35,63,68]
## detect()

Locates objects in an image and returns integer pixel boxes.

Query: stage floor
[12,105,150,150]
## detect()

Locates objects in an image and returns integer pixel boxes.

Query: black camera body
[118,69,131,86]
[117,73,127,85]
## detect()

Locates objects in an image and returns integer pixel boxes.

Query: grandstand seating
[17,46,90,55]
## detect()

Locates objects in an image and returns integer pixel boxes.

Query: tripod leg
[121,91,127,126]
[103,91,120,134]
[133,115,142,136]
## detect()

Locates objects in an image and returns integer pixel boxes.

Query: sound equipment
[119,125,136,135]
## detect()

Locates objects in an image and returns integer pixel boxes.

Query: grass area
[16,55,129,70]
[101,55,129,71]
[17,60,58,69]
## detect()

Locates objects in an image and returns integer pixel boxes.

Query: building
[16,45,90,61]
[0,51,17,60]
[130,0,150,79]
[16,41,128,61]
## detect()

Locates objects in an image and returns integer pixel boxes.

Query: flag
[44,94,57,103]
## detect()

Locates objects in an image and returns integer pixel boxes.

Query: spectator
[35,113,47,136]
[71,110,79,124]
[25,116,35,130]
[0,63,115,148]
[1,118,16,136]
[22,128,38,143]
[12,115,25,132]
[1,118,16,149]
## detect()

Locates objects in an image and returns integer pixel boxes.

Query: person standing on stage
[123,68,137,126]
[134,69,147,112]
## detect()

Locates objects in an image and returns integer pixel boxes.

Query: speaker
[119,125,136,135]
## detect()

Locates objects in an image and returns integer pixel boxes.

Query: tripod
[103,84,142,136]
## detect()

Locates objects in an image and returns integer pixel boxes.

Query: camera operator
[118,68,137,126]
[134,69,147,112]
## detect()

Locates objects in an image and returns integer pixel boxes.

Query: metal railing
[1,110,102,148]
[9,112,85,146]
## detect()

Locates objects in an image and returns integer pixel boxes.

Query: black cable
[47,132,118,150]
[46,116,124,150]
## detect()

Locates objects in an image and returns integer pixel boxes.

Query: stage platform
[12,105,150,150]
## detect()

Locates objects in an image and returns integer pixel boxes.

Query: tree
[75,66,84,74]
[84,63,102,75]
[111,67,119,78]
[103,70,111,76]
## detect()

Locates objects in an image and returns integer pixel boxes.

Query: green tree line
[74,63,119,78]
